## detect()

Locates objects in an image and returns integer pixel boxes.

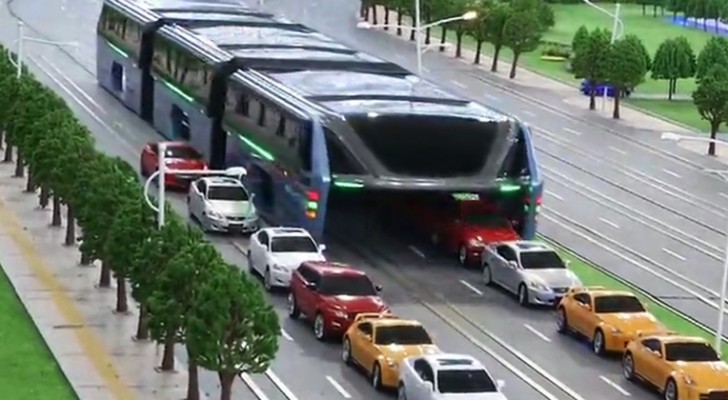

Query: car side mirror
[319,244,327,252]
[582,304,591,311]
[306,282,317,291]
[424,381,433,392]
[363,334,372,342]
[508,261,518,268]
[496,379,506,390]
[375,285,383,292]
[565,260,571,267]
[652,350,662,358]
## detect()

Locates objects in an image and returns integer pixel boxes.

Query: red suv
[139,141,207,189]
[288,261,388,341]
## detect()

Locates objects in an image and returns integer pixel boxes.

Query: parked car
[187,176,258,233]
[139,141,206,188]
[288,261,388,340]
[248,228,325,291]
[481,241,581,306]
[398,354,507,400]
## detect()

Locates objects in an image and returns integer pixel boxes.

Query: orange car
[556,286,665,355]
[624,333,728,400]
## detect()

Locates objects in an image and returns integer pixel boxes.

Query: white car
[398,354,507,400]
[187,176,259,233]
[247,227,326,291]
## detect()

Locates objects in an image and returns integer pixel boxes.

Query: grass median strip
[0,265,77,400]
[541,238,728,359]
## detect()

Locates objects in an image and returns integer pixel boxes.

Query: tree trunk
[641,4,645,15]
[115,276,128,313]
[360,2,368,20]
[186,350,200,400]
[709,122,719,156]
[455,31,464,58]
[135,304,150,340]
[219,372,236,400]
[439,27,447,52]
[25,169,34,192]
[410,28,415,41]
[0,130,4,149]
[474,41,483,64]
[425,27,431,45]
[509,52,521,79]
[383,8,389,31]
[491,45,502,72]
[160,334,176,371]
[396,10,403,36]
[668,80,673,100]
[2,144,11,163]
[372,6,378,25]
[589,84,596,110]
[39,186,50,208]
[14,153,24,177]
[64,206,75,246]
[612,88,621,119]
[51,196,62,226]
[80,252,92,266]
[99,261,112,287]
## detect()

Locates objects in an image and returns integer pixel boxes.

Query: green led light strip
[333,180,364,189]
[306,201,318,210]
[499,184,521,193]
[161,80,195,104]
[106,41,128,59]
[237,134,275,162]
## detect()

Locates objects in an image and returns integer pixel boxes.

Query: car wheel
[623,352,636,381]
[664,378,678,400]
[313,313,327,341]
[371,362,383,390]
[483,264,493,286]
[556,307,569,334]
[458,245,468,266]
[518,284,530,307]
[592,329,606,356]
[287,293,300,319]
[397,384,407,400]
[342,337,352,365]
[263,268,273,292]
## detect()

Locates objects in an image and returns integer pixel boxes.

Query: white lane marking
[265,369,299,400]
[662,168,682,178]
[483,94,499,101]
[599,375,631,396]
[522,110,536,117]
[325,376,352,398]
[598,217,620,229]
[452,80,467,88]
[608,146,627,155]
[720,192,728,201]
[523,324,551,342]
[281,329,294,341]
[241,373,270,400]
[545,190,563,201]
[409,245,426,258]
[564,127,581,136]
[41,55,107,115]
[459,280,483,296]
[661,247,686,261]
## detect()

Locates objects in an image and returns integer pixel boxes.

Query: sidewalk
[0,159,205,400]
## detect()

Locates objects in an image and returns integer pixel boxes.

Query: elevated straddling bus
[96,0,543,239]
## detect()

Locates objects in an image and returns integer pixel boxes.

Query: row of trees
[666,0,728,32]
[365,0,555,78]
[0,47,279,400]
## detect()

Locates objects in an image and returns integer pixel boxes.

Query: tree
[148,239,220,400]
[187,266,280,400]
[706,0,721,32]
[607,37,649,119]
[485,2,512,72]
[0,75,22,163]
[468,0,493,64]
[651,37,696,99]
[502,10,543,79]
[572,25,590,55]
[692,64,728,156]
[625,34,652,73]
[696,36,728,81]
[572,28,612,110]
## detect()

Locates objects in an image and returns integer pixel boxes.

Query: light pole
[142,142,249,228]
[661,132,728,352]
[582,1,624,110]
[5,21,78,79]
[357,9,477,75]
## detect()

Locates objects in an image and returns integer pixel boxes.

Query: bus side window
[258,102,267,127]
[298,124,312,172]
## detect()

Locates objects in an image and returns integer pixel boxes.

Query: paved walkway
[0,158,208,400]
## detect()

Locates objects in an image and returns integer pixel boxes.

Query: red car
[409,196,520,266]
[288,261,388,341]
[139,141,207,189]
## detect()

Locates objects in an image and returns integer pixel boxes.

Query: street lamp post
[661,132,728,352]
[357,8,477,75]
[5,21,78,79]
[582,1,624,110]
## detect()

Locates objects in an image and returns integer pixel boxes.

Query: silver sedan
[187,176,259,233]
[481,241,582,307]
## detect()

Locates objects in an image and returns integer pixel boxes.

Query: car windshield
[462,213,509,227]
[593,295,645,313]
[665,342,720,362]
[318,275,377,296]
[520,251,565,269]
[374,325,432,345]
[270,237,318,253]
[207,186,248,201]
[166,146,202,159]
[437,369,498,394]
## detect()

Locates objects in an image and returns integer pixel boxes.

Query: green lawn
[543,239,728,359]
[0,266,77,400]
[626,98,711,133]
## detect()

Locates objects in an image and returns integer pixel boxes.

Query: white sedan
[398,354,506,400]
[247,227,326,291]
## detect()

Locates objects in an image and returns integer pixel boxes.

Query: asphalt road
[3,0,728,399]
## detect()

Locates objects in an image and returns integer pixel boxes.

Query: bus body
[95,0,543,240]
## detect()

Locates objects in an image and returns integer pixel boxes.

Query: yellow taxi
[624,332,728,400]
[341,313,441,390]
[556,286,665,355]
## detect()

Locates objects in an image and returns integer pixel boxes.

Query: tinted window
[574,293,590,304]
[270,237,318,253]
[151,36,212,103]
[325,128,364,174]
[520,251,565,270]
[665,342,720,362]
[374,325,432,345]
[166,146,202,159]
[207,186,248,201]
[318,275,377,296]
[497,246,515,261]
[97,6,142,58]
[357,322,372,335]
[641,339,660,352]
[437,369,497,394]
[593,295,645,313]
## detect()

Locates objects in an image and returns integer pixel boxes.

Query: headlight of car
[528,281,550,291]
[271,264,286,272]
[330,309,347,318]
[683,375,697,385]
[467,238,484,247]
[206,209,224,220]
[385,357,397,367]
[610,326,622,334]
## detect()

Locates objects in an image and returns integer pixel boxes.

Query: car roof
[369,318,422,328]
[160,141,193,148]
[422,354,485,370]
[499,241,554,253]
[304,261,366,277]
[585,288,637,298]
[200,177,243,186]
[264,227,312,237]
[648,334,711,345]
